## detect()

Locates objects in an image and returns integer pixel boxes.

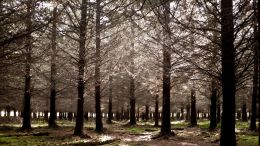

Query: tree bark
[145,104,149,121]
[209,81,217,130]
[129,25,136,125]
[217,100,221,123]
[250,0,258,131]
[49,6,57,128]
[220,0,236,145]
[129,73,136,125]
[107,76,113,124]
[242,102,247,121]
[180,107,184,120]
[22,0,33,130]
[95,0,103,132]
[154,95,159,126]
[186,101,190,122]
[190,90,197,127]
[74,0,87,136]
[256,0,260,144]
[160,1,172,136]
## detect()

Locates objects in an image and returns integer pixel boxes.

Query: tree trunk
[94,0,103,132]
[190,90,197,127]
[250,0,258,131]
[145,104,149,121]
[160,1,172,136]
[49,6,57,128]
[220,0,236,145]
[74,0,87,136]
[129,76,136,125]
[209,81,217,130]
[217,100,221,123]
[154,95,159,126]
[242,102,247,121]
[107,76,113,124]
[129,27,136,125]
[22,1,33,130]
[180,107,184,120]
[186,102,190,122]
[257,1,260,144]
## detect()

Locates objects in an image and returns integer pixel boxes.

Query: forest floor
[0,119,258,146]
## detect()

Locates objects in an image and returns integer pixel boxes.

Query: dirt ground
[0,120,222,146]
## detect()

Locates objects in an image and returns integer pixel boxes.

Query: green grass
[236,121,250,129]
[238,135,258,146]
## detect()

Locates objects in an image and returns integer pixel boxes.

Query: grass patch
[238,135,258,146]
[126,127,145,134]
[198,120,210,129]
[236,121,250,130]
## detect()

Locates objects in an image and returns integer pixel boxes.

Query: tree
[190,89,197,127]
[22,0,33,131]
[250,8,258,129]
[160,0,172,136]
[95,0,103,132]
[74,0,87,136]
[220,0,236,145]
[209,80,217,130]
[107,75,113,124]
[49,5,58,128]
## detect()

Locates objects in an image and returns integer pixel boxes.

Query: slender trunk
[129,26,136,125]
[190,90,197,126]
[242,102,247,121]
[84,111,88,121]
[220,0,236,145]
[22,1,33,130]
[145,104,149,121]
[94,0,103,132]
[180,107,184,120]
[217,100,221,123]
[49,6,57,128]
[257,0,260,144]
[186,102,190,122]
[160,1,172,136]
[251,0,258,131]
[209,81,217,130]
[154,95,159,126]
[107,76,113,124]
[74,0,87,136]
[129,74,136,125]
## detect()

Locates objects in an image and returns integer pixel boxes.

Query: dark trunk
[186,102,190,121]
[95,0,103,132]
[22,1,33,130]
[84,112,89,121]
[49,6,57,128]
[180,107,184,120]
[190,90,197,127]
[68,112,73,121]
[209,81,217,130]
[137,106,140,121]
[251,0,258,131]
[129,46,136,125]
[74,0,87,136]
[154,95,159,126]
[145,104,149,121]
[107,76,113,124]
[160,1,172,136]
[242,102,247,121]
[258,0,260,144]
[217,101,221,123]
[220,0,236,145]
